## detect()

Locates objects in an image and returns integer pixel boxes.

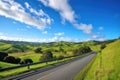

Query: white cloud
[55,32,64,36]
[75,23,93,34]
[0,0,52,30]
[0,35,41,42]
[39,0,76,23]
[92,34,98,39]
[91,33,105,41]
[25,2,50,17]
[59,37,79,42]
[99,27,103,30]
[0,33,80,42]
[39,0,93,34]
[25,2,29,9]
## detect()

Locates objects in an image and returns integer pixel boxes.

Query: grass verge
[73,54,96,80]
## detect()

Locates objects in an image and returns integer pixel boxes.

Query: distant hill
[0,39,117,53]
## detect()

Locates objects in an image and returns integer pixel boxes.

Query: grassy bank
[74,39,120,80]
[74,55,96,80]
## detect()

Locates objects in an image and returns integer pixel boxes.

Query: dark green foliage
[12,44,29,52]
[59,47,64,53]
[4,56,21,64]
[40,51,53,61]
[0,52,8,61]
[4,56,16,63]
[34,48,42,53]
[73,46,92,55]
[22,59,33,64]
[100,44,106,50]
[15,58,21,64]
[57,55,64,60]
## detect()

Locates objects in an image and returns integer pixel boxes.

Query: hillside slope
[85,40,120,80]
[74,39,120,80]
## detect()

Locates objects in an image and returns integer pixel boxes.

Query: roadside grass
[0,52,91,79]
[0,62,18,68]
[74,39,120,80]
[73,54,96,80]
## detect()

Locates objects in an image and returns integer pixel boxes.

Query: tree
[34,48,42,53]
[0,52,8,61]
[100,44,106,50]
[15,58,21,64]
[72,46,92,55]
[40,51,53,62]
[4,56,16,63]
[23,59,33,64]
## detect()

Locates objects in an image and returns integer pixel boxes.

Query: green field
[0,62,18,68]
[74,39,120,80]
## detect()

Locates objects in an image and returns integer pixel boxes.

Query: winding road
[3,53,96,80]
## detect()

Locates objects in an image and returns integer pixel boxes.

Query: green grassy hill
[0,41,95,59]
[0,40,114,68]
[74,39,120,80]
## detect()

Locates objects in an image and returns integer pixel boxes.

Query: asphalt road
[3,53,96,80]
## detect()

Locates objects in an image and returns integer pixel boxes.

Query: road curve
[3,53,96,80]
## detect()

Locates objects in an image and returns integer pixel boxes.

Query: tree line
[0,52,33,64]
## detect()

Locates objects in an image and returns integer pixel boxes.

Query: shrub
[23,59,33,64]
[73,46,92,55]
[40,51,53,61]
[4,56,16,63]
[100,43,106,50]
[34,48,42,53]
[0,52,8,61]
[15,58,21,64]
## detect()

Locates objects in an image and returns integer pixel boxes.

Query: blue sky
[0,0,120,42]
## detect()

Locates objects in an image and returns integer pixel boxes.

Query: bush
[4,56,16,63]
[73,46,92,55]
[0,52,8,61]
[40,51,53,61]
[23,59,33,64]
[100,43,106,50]
[34,48,42,53]
[15,58,21,64]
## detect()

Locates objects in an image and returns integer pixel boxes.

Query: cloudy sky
[0,0,120,42]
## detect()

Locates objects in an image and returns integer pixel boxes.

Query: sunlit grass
[0,62,18,68]
[74,39,120,80]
